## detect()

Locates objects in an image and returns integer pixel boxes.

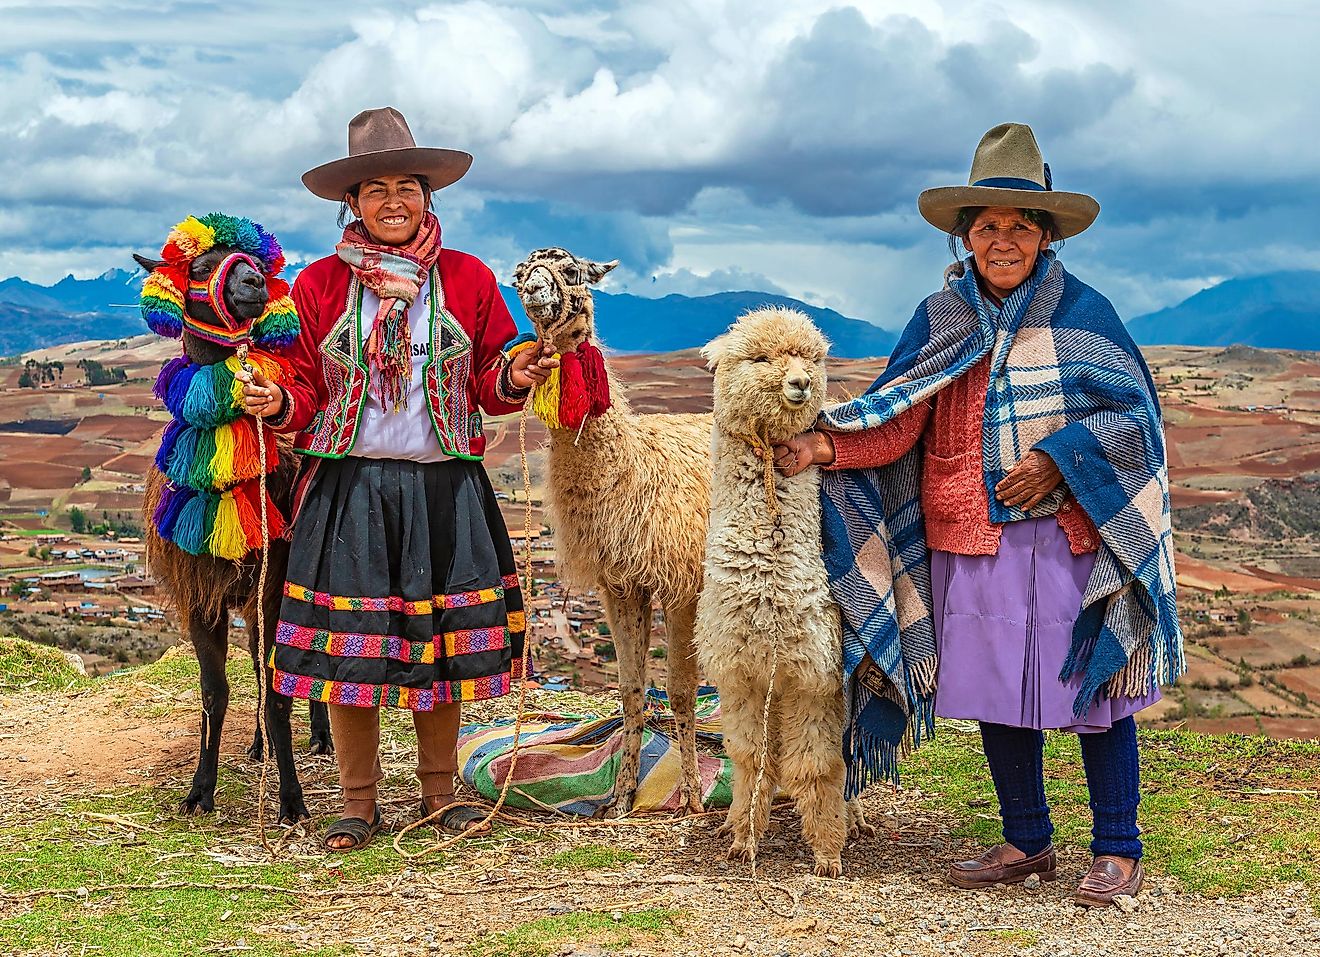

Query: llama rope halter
[510,249,615,433]
[142,213,301,562]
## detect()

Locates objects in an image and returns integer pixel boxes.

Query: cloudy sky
[3,0,1317,328]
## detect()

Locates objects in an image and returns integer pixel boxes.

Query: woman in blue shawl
[776,124,1183,907]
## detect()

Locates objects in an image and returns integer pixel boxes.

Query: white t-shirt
[352,276,449,463]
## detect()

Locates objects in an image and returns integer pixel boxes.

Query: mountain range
[1125,271,1320,350]
[0,268,897,359]
[3,267,1319,357]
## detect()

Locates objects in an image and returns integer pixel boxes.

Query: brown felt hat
[918,123,1099,239]
[301,107,473,201]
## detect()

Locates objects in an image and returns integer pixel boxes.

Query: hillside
[0,636,1316,957]
[4,339,1320,739]
[1128,271,1320,350]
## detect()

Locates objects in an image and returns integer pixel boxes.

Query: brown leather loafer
[947,843,1057,889]
[1074,855,1144,907]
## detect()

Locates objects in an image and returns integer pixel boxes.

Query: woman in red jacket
[239,107,554,850]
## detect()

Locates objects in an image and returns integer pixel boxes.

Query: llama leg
[181,611,229,815]
[663,600,703,815]
[718,679,777,861]
[308,701,334,755]
[246,648,265,762]
[602,589,651,817]
[847,797,877,840]
[779,687,848,877]
[248,605,310,823]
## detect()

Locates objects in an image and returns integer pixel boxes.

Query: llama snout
[520,268,558,318]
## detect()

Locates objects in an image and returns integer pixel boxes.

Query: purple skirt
[931,517,1159,732]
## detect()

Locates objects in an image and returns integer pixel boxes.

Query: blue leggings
[979,716,1142,859]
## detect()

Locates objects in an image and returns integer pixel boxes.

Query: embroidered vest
[294,266,483,460]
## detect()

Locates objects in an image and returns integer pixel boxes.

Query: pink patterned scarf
[336,211,442,411]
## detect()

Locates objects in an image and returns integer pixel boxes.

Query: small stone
[610,911,622,922]
[1023,873,1042,890]
[1113,895,1139,914]
[733,935,747,950]
[1283,907,1298,918]
[825,935,841,945]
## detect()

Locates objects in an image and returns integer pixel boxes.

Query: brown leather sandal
[418,799,493,836]
[1075,855,1144,907]
[323,806,382,853]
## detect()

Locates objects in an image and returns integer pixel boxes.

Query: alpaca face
[512,247,618,353]
[702,308,830,441]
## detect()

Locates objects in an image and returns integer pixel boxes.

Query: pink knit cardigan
[826,354,1099,556]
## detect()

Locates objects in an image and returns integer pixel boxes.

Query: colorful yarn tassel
[165,427,200,488]
[153,483,194,540]
[181,364,219,427]
[578,342,611,416]
[208,491,249,561]
[172,492,211,555]
[211,423,237,487]
[532,363,563,429]
[233,481,264,551]
[155,420,183,472]
[144,211,300,562]
[558,351,589,431]
[154,356,190,402]
[187,428,219,491]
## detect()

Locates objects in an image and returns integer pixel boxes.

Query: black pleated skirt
[271,456,525,710]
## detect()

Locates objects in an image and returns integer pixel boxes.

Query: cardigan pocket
[922,448,981,526]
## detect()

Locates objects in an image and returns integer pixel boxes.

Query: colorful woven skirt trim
[271,456,525,711]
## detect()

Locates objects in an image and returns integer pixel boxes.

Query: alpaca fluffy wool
[695,306,864,878]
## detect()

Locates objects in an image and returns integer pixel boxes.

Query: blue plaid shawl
[820,253,1184,796]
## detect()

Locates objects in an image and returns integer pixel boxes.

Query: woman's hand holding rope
[236,367,284,418]
[509,340,559,391]
[772,431,834,478]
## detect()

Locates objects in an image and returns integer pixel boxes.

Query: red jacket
[275,249,524,460]
[827,354,1099,556]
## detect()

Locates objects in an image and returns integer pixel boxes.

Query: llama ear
[582,259,618,285]
[700,332,731,372]
[133,253,165,274]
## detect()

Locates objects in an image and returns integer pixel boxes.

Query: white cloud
[2,0,1319,330]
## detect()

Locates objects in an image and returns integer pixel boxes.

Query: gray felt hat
[918,123,1099,239]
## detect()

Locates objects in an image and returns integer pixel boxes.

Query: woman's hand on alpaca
[509,340,558,391]
[773,431,834,477]
[994,449,1063,510]
[235,367,284,418]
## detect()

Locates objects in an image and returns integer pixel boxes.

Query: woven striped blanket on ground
[458,689,733,815]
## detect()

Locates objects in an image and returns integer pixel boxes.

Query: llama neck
[182,330,235,366]
[545,366,638,461]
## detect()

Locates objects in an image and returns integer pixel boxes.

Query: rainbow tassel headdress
[142,213,301,562]
[140,212,298,350]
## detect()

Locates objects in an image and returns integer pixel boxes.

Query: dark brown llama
[133,245,330,823]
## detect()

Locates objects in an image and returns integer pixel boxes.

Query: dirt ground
[2,649,1317,957]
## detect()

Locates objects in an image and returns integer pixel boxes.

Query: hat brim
[918,186,1099,239]
[301,147,473,201]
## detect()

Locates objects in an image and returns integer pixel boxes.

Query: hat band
[972,176,1046,191]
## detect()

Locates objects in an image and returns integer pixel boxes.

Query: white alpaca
[696,307,870,877]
